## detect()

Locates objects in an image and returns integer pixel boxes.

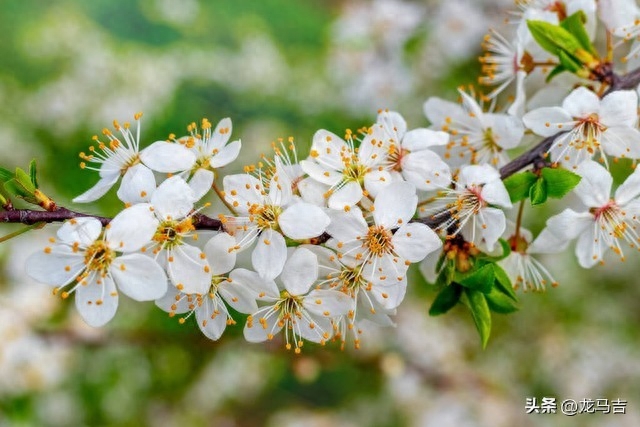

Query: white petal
[602,127,640,159]
[402,128,449,150]
[244,310,282,342]
[419,249,441,284]
[300,159,342,186]
[522,107,573,137]
[546,209,593,241]
[392,223,442,263]
[268,157,293,206]
[328,181,363,210]
[373,181,417,229]
[481,180,512,208]
[298,177,329,206]
[204,233,237,275]
[303,289,353,318]
[363,169,392,198]
[296,314,332,343]
[401,150,451,191]
[326,209,368,242]
[377,110,407,141]
[26,245,84,286]
[166,245,211,295]
[562,86,600,118]
[279,203,330,239]
[155,287,191,314]
[73,174,120,203]
[188,168,214,201]
[110,253,167,301]
[218,280,259,314]
[207,118,233,151]
[281,247,318,295]
[358,125,387,167]
[600,90,638,127]
[252,229,287,280]
[196,304,228,341]
[75,276,119,327]
[151,176,196,220]
[229,268,279,299]
[615,166,640,205]
[574,161,612,207]
[488,114,524,149]
[209,139,241,168]
[458,164,500,187]
[222,174,264,213]
[107,204,158,252]
[116,164,155,204]
[478,207,506,251]
[140,141,196,173]
[57,217,102,246]
[310,130,349,171]
[575,223,602,268]
[424,96,464,127]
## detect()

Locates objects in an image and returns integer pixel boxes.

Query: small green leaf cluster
[503,167,581,206]
[527,12,600,81]
[0,160,54,210]
[429,239,518,348]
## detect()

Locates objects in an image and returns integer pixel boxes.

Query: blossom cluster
[18,0,640,349]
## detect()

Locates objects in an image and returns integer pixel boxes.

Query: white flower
[128,175,212,295]
[243,247,352,352]
[498,225,558,292]
[598,0,640,60]
[423,89,525,167]
[375,110,452,191]
[144,117,241,200]
[223,159,330,280]
[26,210,166,327]
[523,87,640,169]
[432,164,512,251]
[327,181,442,289]
[300,125,391,210]
[538,160,640,267]
[155,233,257,340]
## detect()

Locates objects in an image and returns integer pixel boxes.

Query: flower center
[387,144,408,172]
[153,218,194,249]
[275,291,303,322]
[339,265,370,296]
[342,161,369,183]
[362,225,394,257]
[84,240,115,274]
[249,204,282,230]
[121,154,141,175]
[574,114,606,153]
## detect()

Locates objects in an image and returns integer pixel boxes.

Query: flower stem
[0,222,45,243]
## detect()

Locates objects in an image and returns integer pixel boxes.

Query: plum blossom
[523,87,640,169]
[433,164,512,251]
[74,113,195,203]
[327,181,442,289]
[536,160,640,268]
[375,110,452,191]
[26,210,166,327]
[424,89,524,167]
[243,247,352,352]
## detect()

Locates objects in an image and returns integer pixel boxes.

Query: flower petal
[373,181,417,229]
[303,289,353,318]
[244,309,282,342]
[209,139,241,168]
[107,203,158,252]
[140,141,196,173]
[151,176,196,220]
[252,228,287,280]
[26,245,85,286]
[402,128,449,150]
[600,90,638,127]
[204,233,237,275]
[281,247,318,295]
[110,253,167,301]
[615,165,640,205]
[279,203,330,239]
[166,245,211,295]
[562,86,600,118]
[522,107,573,137]
[73,174,120,203]
[401,150,451,191]
[223,174,264,213]
[574,160,612,207]
[392,223,442,263]
[188,168,214,201]
[116,164,156,204]
[230,268,279,299]
[75,276,119,327]
[328,181,363,210]
[57,217,102,247]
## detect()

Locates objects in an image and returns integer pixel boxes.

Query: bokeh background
[1,1,639,426]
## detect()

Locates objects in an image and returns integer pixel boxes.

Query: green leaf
[492,239,512,262]
[485,285,520,314]
[503,171,538,202]
[493,264,518,302]
[529,177,548,205]
[15,167,36,194]
[0,167,12,182]
[429,283,462,316]
[465,289,492,348]
[435,260,455,287]
[29,159,38,189]
[546,64,567,82]
[541,167,581,199]
[557,49,583,73]
[459,263,494,294]
[527,20,582,58]
[560,11,597,56]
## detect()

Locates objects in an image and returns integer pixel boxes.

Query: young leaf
[541,167,581,199]
[503,171,538,202]
[15,167,36,194]
[557,49,583,73]
[435,260,455,288]
[529,177,548,205]
[465,289,492,348]
[546,64,567,82]
[29,159,38,189]
[459,263,494,294]
[527,20,582,58]
[429,283,462,316]
[0,167,12,182]
[560,11,597,56]
[485,285,520,314]
[493,264,518,302]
